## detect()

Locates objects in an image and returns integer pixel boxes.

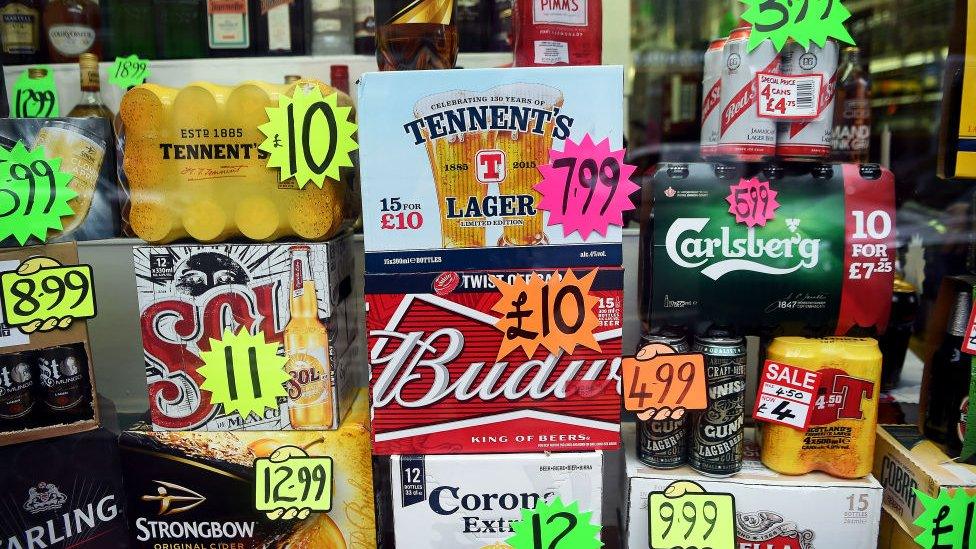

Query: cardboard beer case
[358,66,624,272]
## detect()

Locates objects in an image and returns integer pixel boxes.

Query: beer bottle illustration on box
[284,245,334,429]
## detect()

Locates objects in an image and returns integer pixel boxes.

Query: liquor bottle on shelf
[375,0,458,70]
[330,64,348,93]
[105,0,155,58]
[309,0,354,55]
[154,0,207,60]
[255,0,305,55]
[0,0,43,65]
[206,0,255,57]
[353,0,374,54]
[43,0,101,63]
[490,0,511,52]
[456,0,488,52]
[68,52,112,119]
[923,289,972,457]
[832,46,872,163]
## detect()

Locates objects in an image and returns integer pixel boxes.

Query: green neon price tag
[507,497,603,549]
[258,85,358,189]
[109,55,151,89]
[255,448,333,521]
[0,261,95,332]
[198,328,289,419]
[648,481,736,549]
[740,0,856,51]
[10,66,59,118]
[0,141,76,245]
[914,489,976,548]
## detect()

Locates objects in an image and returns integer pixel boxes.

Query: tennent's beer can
[701,38,727,160]
[689,326,746,477]
[718,26,780,161]
[637,326,690,469]
[777,39,840,160]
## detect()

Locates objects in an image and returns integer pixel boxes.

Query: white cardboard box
[623,423,882,549]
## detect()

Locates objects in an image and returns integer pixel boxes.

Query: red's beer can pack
[700,37,727,159]
[366,268,623,455]
[777,40,840,160]
[718,26,781,161]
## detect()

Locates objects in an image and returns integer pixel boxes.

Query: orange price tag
[491,270,602,360]
[622,353,707,412]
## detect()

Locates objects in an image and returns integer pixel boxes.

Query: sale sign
[753,360,821,430]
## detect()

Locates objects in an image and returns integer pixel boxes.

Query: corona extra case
[358,66,624,272]
[133,232,360,431]
[366,268,623,455]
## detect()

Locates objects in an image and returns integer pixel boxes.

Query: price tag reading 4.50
[258,84,358,189]
[741,0,856,51]
[0,263,95,328]
[255,449,333,520]
[753,360,820,430]
[622,353,707,413]
[649,481,736,549]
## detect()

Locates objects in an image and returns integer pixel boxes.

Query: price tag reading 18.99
[0,264,95,329]
[649,481,736,549]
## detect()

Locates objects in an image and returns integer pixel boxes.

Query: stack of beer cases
[116,79,377,547]
[0,117,130,548]
[358,65,626,547]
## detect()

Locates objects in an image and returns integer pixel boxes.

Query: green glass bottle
[107,0,155,58]
[154,0,206,59]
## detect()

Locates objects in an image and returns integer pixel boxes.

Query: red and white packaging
[366,268,623,455]
[753,360,821,430]
[513,0,602,67]
[718,25,781,161]
[777,39,840,160]
[700,37,727,159]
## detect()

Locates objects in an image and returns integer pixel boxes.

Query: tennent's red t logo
[476,149,506,183]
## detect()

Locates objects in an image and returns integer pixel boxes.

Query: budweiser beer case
[133,231,360,431]
[642,162,896,336]
[0,428,129,548]
[385,451,604,548]
[624,424,883,549]
[119,389,376,549]
[358,66,624,272]
[366,268,623,455]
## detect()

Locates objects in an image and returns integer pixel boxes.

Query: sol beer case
[358,66,624,272]
[133,232,360,431]
[119,389,376,549]
[120,79,354,244]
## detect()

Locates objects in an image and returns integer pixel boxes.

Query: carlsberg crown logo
[666,217,821,281]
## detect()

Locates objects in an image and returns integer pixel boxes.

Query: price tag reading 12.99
[0,264,95,328]
[255,451,333,519]
[649,481,736,549]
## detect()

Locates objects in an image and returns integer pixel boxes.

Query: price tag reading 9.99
[649,481,736,549]
[0,264,95,328]
[255,451,333,520]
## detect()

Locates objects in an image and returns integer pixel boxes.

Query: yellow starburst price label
[198,329,289,419]
[258,85,358,189]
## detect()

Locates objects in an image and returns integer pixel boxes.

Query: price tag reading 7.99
[622,353,707,413]
[649,481,736,549]
[0,263,95,330]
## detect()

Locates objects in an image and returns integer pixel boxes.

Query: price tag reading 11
[649,481,736,549]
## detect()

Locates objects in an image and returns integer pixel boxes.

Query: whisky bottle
[0,0,43,65]
[43,0,101,63]
[154,0,207,60]
[206,0,255,57]
[68,53,112,119]
[105,0,156,58]
[255,0,305,55]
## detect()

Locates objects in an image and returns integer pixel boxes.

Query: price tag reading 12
[0,264,95,328]
[255,451,333,519]
[649,481,736,549]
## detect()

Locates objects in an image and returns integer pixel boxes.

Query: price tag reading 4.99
[622,353,707,413]
[0,264,95,328]
[255,450,333,520]
[649,481,736,549]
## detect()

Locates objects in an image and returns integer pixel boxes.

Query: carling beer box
[366,268,623,454]
[358,66,624,272]
[642,162,896,336]
[120,389,376,548]
[623,424,883,549]
[388,452,603,548]
[133,231,360,431]
[0,428,129,548]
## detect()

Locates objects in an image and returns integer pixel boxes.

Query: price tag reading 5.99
[649,481,736,549]
[255,451,333,519]
[0,264,95,328]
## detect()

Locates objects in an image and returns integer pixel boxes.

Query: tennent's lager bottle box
[357,66,624,272]
[133,232,360,431]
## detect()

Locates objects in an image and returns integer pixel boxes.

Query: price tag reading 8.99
[0,264,95,330]
[649,481,736,549]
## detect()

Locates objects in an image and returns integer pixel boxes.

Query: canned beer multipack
[133,231,360,431]
[358,66,624,273]
[366,267,623,454]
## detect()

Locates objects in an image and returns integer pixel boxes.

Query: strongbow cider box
[366,268,623,454]
[358,66,624,272]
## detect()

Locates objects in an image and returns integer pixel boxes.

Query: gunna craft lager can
[689,326,746,476]
[637,326,690,469]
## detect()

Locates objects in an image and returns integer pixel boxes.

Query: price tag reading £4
[255,447,333,520]
[757,72,822,119]
[752,360,820,430]
[649,480,736,549]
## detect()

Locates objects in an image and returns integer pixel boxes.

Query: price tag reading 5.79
[0,264,95,328]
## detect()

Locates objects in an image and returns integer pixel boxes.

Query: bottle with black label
[255,0,305,55]
[0,0,43,64]
[0,352,36,431]
[375,0,457,71]
[924,289,972,457]
[206,0,255,57]
[37,345,92,422]
[456,0,488,52]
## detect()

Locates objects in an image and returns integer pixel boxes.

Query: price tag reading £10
[752,360,821,430]
[757,73,822,119]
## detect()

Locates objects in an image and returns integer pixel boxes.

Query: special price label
[622,351,706,413]
[491,270,601,360]
[757,72,822,119]
[0,142,76,245]
[507,497,602,549]
[535,135,639,240]
[649,480,736,549]
[914,489,976,549]
[109,55,152,89]
[11,67,59,118]
[752,360,820,430]
[197,329,289,419]
[740,0,856,52]
[0,259,95,333]
[255,446,333,520]
[258,84,358,189]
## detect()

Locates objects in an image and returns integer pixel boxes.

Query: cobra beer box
[387,451,604,548]
[642,162,896,336]
[119,389,376,549]
[358,66,624,272]
[624,424,883,549]
[366,268,623,454]
[0,428,129,548]
[133,231,360,431]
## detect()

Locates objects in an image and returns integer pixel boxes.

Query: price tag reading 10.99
[0,265,95,327]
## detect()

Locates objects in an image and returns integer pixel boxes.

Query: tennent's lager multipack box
[133,231,360,431]
[624,424,883,549]
[642,162,896,336]
[385,451,604,548]
[119,389,376,549]
[366,268,623,454]
[358,66,624,272]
